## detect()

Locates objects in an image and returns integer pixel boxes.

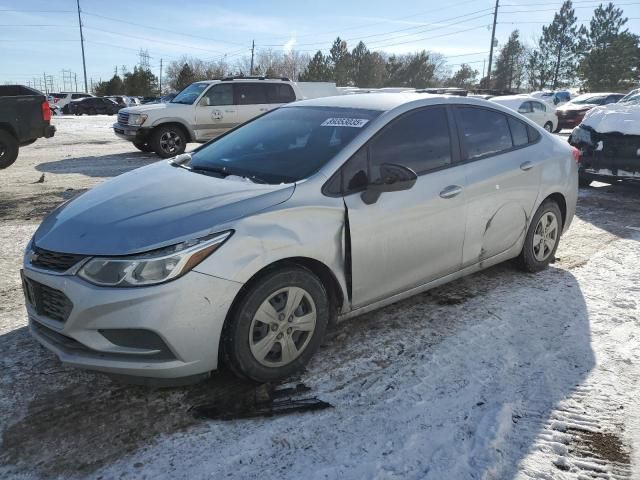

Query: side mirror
[361,163,418,205]
[198,97,210,107]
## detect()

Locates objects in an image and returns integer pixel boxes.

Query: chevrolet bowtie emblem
[28,251,39,263]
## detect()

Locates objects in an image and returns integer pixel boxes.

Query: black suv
[69,97,121,115]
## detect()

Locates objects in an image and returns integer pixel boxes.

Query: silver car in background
[22,93,578,383]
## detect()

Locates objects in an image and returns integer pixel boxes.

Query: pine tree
[299,51,334,81]
[174,63,196,91]
[449,64,478,89]
[579,2,640,91]
[538,0,580,88]
[329,37,352,86]
[492,30,527,91]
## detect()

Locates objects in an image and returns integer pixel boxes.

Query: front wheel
[150,125,187,158]
[222,267,329,383]
[517,200,562,273]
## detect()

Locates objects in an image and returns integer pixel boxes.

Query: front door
[343,107,467,308]
[194,83,237,141]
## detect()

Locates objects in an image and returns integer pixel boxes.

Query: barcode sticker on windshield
[321,118,369,128]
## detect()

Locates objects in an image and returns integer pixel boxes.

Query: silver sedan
[22,93,578,383]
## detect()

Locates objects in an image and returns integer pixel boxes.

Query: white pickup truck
[113,77,341,157]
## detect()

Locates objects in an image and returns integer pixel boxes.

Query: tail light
[41,101,51,122]
[571,146,581,163]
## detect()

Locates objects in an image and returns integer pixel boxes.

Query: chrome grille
[30,247,86,273]
[117,111,129,125]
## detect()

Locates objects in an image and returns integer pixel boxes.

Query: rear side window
[508,117,529,147]
[235,83,267,105]
[456,107,513,160]
[518,102,532,113]
[72,93,89,99]
[532,101,546,112]
[266,84,296,104]
[369,107,451,175]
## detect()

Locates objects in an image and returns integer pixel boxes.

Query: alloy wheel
[249,286,317,367]
[159,131,182,155]
[532,211,559,261]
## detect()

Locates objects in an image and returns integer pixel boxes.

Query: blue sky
[1,0,639,90]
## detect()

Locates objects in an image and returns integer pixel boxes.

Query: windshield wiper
[189,165,269,184]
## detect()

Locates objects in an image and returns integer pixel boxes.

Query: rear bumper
[44,125,56,138]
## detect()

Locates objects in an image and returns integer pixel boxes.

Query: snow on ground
[0,116,639,479]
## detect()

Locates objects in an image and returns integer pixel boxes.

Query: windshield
[569,94,606,105]
[620,90,640,103]
[187,106,382,184]
[171,83,208,105]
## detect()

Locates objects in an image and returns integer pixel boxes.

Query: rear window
[266,84,296,104]
[456,107,513,159]
[52,93,66,99]
[236,83,268,104]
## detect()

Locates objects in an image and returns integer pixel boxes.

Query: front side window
[187,106,381,184]
[236,83,267,105]
[202,84,233,106]
[457,107,513,160]
[171,83,208,105]
[369,107,451,175]
[266,84,296,104]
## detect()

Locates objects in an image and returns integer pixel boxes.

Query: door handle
[224,109,234,113]
[520,161,534,171]
[259,108,268,112]
[439,185,463,199]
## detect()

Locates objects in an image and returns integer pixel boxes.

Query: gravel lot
[1,115,639,479]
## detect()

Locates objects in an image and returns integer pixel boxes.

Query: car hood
[581,103,640,135]
[558,103,596,112]
[33,161,295,256]
[121,103,173,114]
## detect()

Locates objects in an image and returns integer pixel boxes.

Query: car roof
[491,95,540,108]
[285,92,502,112]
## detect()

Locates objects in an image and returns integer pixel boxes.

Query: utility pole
[76,0,88,92]
[487,0,499,85]
[43,72,48,94]
[159,58,163,95]
[74,72,78,92]
[250,40,255,75]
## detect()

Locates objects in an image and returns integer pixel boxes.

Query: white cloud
[283,34,296,53]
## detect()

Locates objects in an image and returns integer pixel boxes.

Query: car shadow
[0,263,594,479]
[35,152,159,179]
[576,182,640,239]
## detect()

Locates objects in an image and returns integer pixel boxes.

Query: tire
[133,141,153,153]
[223,267,330,383]
[544,122,553,133]
[150,125,187,158]
[517,200,563,273]
[0,129,19,169]
[578,174,592,188]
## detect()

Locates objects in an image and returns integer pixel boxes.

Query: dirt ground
[1,116,639,479]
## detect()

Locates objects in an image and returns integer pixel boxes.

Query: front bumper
[22,265,242,379]
[112,123,149,143]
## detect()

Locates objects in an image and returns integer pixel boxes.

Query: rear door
[531,101,547,127]
[342,107,468,307]
[234,83,269,124]
[454,106,542,266]
[194,83,237,140]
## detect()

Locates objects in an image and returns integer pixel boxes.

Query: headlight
[78,231,232,287]
[128,113,148,126]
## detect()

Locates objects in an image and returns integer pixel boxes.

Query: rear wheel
[517,200,562,273]
[0,129,19,169]
[223,267,329,383]
[543,121,553,133]
[132,141,153,153]
[150,125,187,158]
